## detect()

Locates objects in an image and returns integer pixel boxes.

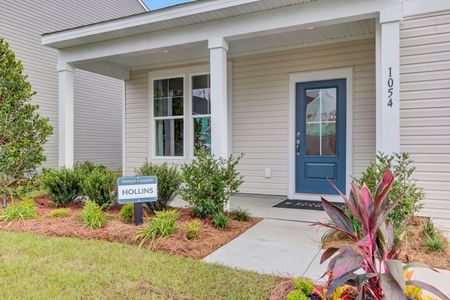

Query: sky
[143,0,195,10]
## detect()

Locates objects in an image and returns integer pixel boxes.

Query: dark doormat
[273,199,344,211]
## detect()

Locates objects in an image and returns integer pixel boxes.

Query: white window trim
[148,65,209,163]
[288,68,353,201]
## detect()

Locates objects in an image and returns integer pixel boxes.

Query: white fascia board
[42,0,266,47]
[402,0,450,17]
[59,0,394,64]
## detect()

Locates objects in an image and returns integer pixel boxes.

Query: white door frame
[288,68,353,201]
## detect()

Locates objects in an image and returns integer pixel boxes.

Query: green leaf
[406,280,450,300]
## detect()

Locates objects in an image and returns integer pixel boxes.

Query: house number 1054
[387,67,394,108]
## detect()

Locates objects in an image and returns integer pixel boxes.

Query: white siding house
[41,0,450,227]
[0,0,146,169]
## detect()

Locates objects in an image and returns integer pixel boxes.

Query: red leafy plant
[315,170,449,300]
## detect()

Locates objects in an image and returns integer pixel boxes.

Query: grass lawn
[0,231,280,299]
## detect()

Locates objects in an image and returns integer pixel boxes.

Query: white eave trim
[42,0,277,47]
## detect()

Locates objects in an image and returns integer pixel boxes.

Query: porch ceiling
[87,18,375,70]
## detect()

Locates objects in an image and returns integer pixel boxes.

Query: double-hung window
[192,74,211,154]
[153,77,184,157]
[151,68,213,159]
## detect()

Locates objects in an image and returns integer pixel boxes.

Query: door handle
[296,138,300,154]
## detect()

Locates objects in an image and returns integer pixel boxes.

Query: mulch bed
[0,195,260,259]
[322,216,450,270]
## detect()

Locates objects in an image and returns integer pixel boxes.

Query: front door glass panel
[305,88,337,156]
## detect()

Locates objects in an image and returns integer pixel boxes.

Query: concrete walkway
[198,194,450,296]
[204,218,328,278]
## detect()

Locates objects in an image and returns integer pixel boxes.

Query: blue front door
[295,79,346,194]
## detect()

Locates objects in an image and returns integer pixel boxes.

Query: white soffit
[97,19,375,69]
[42,0,313,49]
[229,19,376,54]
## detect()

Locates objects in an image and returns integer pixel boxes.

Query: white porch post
[376,9,401,154]
[209,37,229,158]
[57,60,75,168]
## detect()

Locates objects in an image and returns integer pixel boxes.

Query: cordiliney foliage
[0,38,53,196]
[316,170,449,300]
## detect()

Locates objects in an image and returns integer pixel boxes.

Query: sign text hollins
[117,176,158,204]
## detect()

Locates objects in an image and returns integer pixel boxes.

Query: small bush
[80,168,117,208]
[286,278,315,300]
[293,278,314,295]
[286,290,309,300]
[213,213,229,230]
[135,161,182,211]
[426,235,447,252]
[120,203,134,224]
[180,149,243,218]
[74,161,106,177]
[136,210,178,248]
[352,152,424,235]
[423,220,437,238]
[0,198,37,221]
[47,208,70,218]
[42,167,80,207]
[185,219,202,240]
[80,200,106,228]
[230,207,250,222]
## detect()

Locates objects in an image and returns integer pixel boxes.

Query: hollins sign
[118,176,158,204]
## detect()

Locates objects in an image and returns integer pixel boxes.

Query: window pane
[169,78,183,97]
[305,88,337,156]
[154,77,184,117]
[306,123,320,156]
[155,119,184,156]
[154,97,183,117]
[154,79,168,98]
[192,75,211,115]
[194,117,211,153]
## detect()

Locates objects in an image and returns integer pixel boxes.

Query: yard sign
[117,176,158,204]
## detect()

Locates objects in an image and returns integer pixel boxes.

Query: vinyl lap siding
[124,71,149,175]
[74,70,123,169]
[0,0,145,169]
[124,39,376,195]
[233,39,376,195]
[400,11,450,222]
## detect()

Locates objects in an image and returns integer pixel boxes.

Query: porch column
[376,10,401,154]
[209,37,229,157]
[57,60,75,168]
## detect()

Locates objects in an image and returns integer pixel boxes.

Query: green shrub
[185,219,202,240]
[0,38,53,198]
[352,152,424,234]
[0,198,37,221]
[120,203,134,224]
[42,167,80,207]
[426,235,447,252]
[293,278,314,295]
[286,290,309,300]
[80,168,117,208]
[135,161,182,211]
[136,210,178,248]
[80,200,106,228]
[74,161,106,177]
[230,207,250,222]
[180,149,243,218]
[423,220,437,238]
[47,208,70,218]
[213,213,230,230]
